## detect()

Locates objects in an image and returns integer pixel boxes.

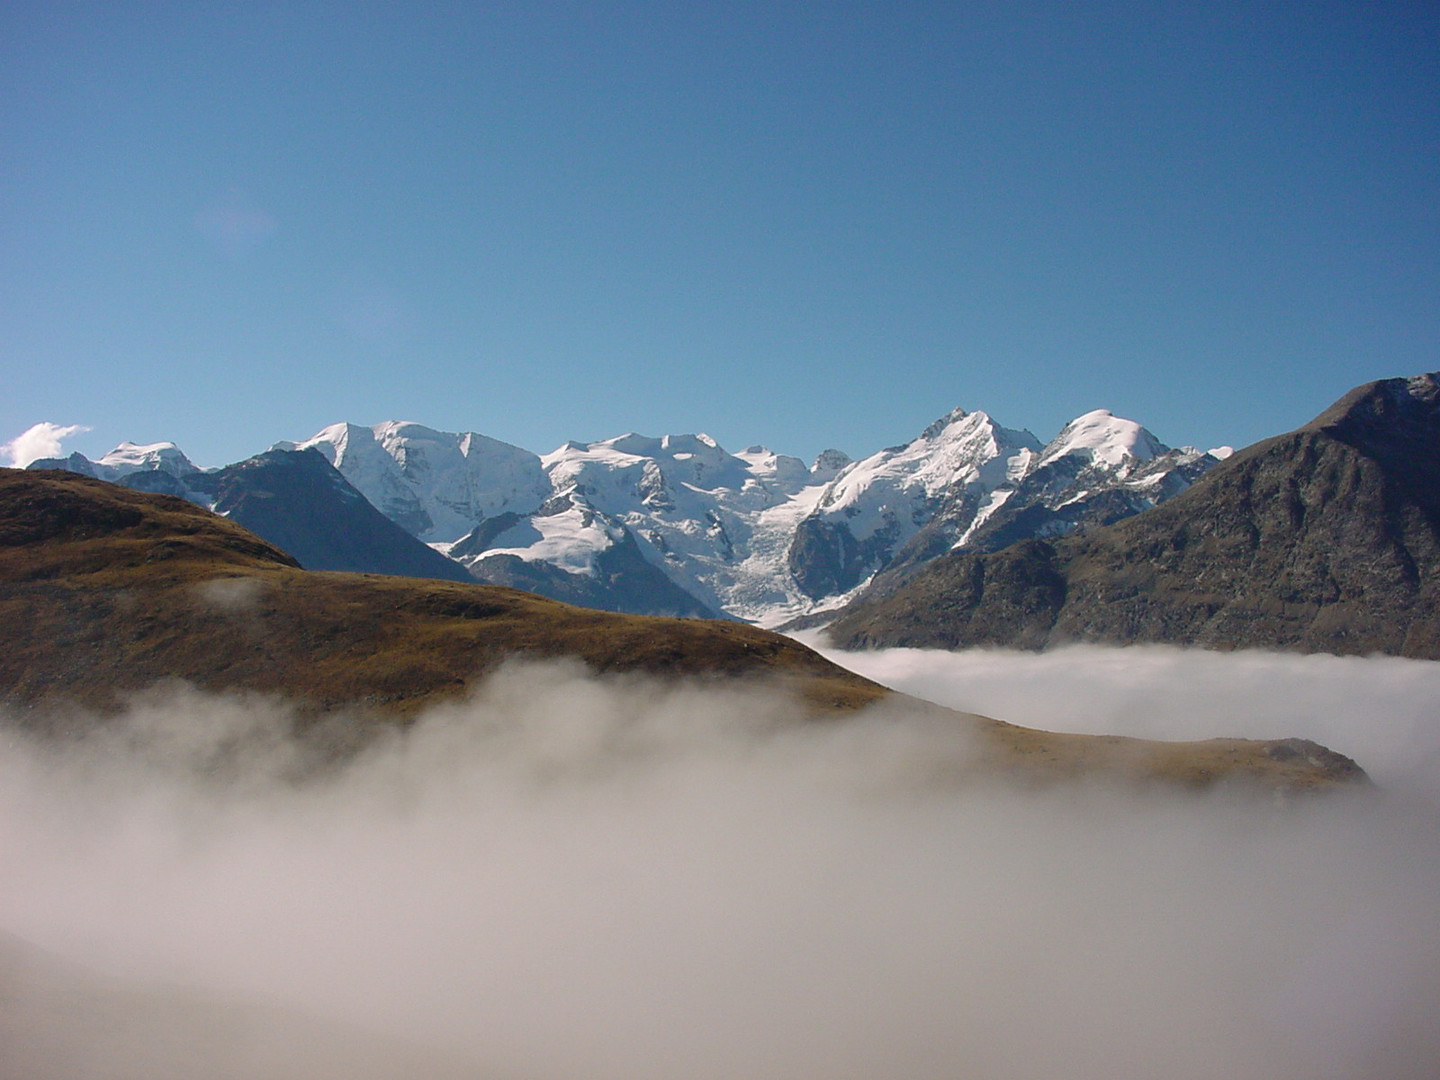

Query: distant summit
[208,448,475,582]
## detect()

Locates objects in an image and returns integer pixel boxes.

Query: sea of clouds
[1,647,1438,1080]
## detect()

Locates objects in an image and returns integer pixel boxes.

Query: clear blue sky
[3,1,1436,467]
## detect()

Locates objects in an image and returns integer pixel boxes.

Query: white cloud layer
[2,421,90,468]
[805,640,1440,791]
[1,655,1437,1079]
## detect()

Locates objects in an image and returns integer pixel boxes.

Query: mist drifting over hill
[2,651,1437,1080]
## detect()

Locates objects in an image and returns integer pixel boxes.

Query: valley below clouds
[2,648,1438,1080]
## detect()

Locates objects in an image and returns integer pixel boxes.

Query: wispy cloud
[2,422,90,468]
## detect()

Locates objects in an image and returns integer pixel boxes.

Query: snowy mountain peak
[820,408,1041,514]
[546,431,756,497]
[597,432,665,457]
[1035,410,1165,472]
[787,406,1046,605]
[734,446,813,491]
[920,406,970,441]
[96,441,199,477]
[28,397,1220,629]
[290,421,549,542]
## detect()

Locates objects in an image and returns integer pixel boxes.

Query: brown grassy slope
[0,470,1366,792]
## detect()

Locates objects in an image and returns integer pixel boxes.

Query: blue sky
[3,1,1436,468]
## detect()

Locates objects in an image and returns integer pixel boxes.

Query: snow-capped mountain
[783,409,1044,611]
[825,374,1440,657]
[849,410,1221,606]
[447,432,845,621]
[34,441,201,483]
[277,407,1214,625]
[24,403,1219,625]
[277,422,551,542]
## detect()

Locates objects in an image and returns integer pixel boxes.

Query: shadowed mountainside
[206,448,479,583]
[0,469,1366,792]
[827,374,1440,659]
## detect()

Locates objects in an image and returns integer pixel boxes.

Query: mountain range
[26,374,1439,661]
[826,374,1440,659]
[28,403,1224,626]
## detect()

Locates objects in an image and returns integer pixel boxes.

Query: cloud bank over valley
[1,653,1437,1079]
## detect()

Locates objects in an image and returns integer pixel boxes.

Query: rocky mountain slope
[0,469,1364,792]
[825,374,1440,659]
[29,405,1220,623]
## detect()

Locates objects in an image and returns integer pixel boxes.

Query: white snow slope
[93,442,200,480]
[279,422,551,543]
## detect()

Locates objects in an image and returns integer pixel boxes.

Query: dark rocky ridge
[827,374,1440,658]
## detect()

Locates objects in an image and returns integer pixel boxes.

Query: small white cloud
[2,422,91,468]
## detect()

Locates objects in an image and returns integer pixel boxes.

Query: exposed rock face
[827,375,1440,659]
[787,515,879,598]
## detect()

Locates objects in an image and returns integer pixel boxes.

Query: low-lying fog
[2,648,1438,1080]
